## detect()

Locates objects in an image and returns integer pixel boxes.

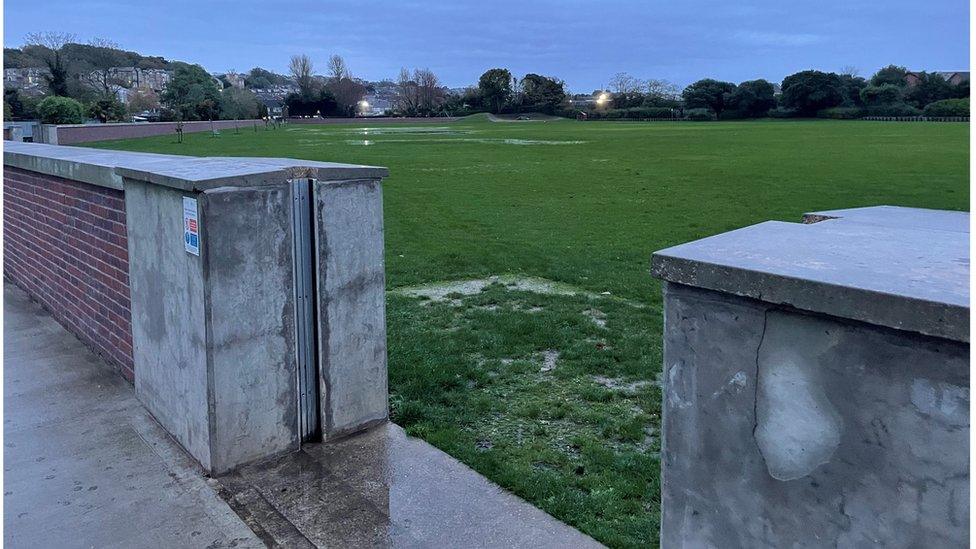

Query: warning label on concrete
[183,197,200,256]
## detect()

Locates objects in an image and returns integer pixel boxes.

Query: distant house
[219,72,246,89]
[905,71,970,87]
[254,91,284,117]
[3,67,50,95]
[360,94,392,116]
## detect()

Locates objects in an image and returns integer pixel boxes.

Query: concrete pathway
[3,282,603,548]
[3,283,262,549]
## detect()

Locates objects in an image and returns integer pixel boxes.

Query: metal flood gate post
[291,177,320,442]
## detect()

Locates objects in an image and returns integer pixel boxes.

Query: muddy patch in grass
[391,274,645,307]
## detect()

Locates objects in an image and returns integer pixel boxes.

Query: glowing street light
[358,100,370,115]
[596,92,609,106]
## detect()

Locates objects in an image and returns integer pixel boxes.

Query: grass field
[89,117,969,547]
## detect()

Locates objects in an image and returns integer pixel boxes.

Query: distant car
[516,115,530,120]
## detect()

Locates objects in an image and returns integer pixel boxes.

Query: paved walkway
[3,284,261,548]
[3,282,603,548]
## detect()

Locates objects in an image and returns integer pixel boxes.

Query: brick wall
[51,119,266,145]
[4,166,134,380]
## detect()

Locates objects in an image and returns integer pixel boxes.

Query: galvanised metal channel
[291,178,320,441]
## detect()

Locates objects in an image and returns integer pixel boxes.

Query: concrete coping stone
[651,206,970,342]
[3,141,388,192]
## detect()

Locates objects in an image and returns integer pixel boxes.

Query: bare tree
[24,31,76,96]
[646,79,679,101]
[289,54,315,96]
[88,37,119,49]
[609,72,645,94]
[83,37,126,97]
[24,31,75,50]
[394,68,444,116]
[395,67,419,114]
[327,54,348,82]
[415,68,443,114]
[840,65,860,77]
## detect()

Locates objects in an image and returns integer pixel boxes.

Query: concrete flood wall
[651,206,969,548]
[3,142,389,474]
[36,119,267,145]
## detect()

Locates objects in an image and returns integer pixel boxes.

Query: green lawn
[88,117,969,548]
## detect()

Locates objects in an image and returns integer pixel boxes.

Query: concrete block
[652,206,970,548]
[313,179,388,439]
[128,179,301,474]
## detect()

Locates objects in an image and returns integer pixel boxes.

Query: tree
[160,63,221,120]
[284,88,338,117]
[609,72,645,94]
[870,65,908,87]
[478,68,512,113]
[88,96,127,122]
[37,95,85,123]
[393,68,445,116]
[645,79,680,107]
[79,38,128,98]
[608,72,645,108]
[327,54,348,81]
[838,74,867,107]
[904,72,953,108]
[289,54,316,97]
[219,87,261,119]
[24,31,75,96]
[520,74,565,114]
[859,84,903,106]
[126,87,160,114]
[682,79,736,115]
[726,79,775,117]
[395,67,420,114]
[780,71,844,115]
[245,67,287,89]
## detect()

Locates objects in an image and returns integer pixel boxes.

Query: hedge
[923,98,969,117]
[37,96,85,124]
[817,107,863,119]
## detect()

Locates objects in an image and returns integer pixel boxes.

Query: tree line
[6,32,969,123]
[590,66,969,121]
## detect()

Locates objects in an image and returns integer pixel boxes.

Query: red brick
[3,167,134,381]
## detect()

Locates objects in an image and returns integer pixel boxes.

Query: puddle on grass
[592,375,654,393]
[346,126,473,135]
[502,139,587,145]
[391,275,644,307]
[539,350,560,373]
[582,309,607,328]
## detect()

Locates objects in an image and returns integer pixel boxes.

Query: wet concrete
[4,282,603,548]
[3,283,261,548]
[220,423,604,548]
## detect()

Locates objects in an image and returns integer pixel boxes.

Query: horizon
[3,0,971,92]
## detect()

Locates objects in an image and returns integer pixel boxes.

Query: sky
[3,0,970,92]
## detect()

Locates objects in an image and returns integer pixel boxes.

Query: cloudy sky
[4,0,969,91]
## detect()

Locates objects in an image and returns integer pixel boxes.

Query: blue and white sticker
[183,197,200,256]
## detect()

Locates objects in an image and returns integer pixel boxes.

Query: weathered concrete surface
[200,185,301,473]
[219,422,605,548]
[653,207,970,548]
[804,204,969,232]
[126,179,213,467]
[3,141,388,192]
[660,283,969,548]
[3,283,262,548]
[127,180,301,474]
[651,210,969,341]
[313,179,389,438]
